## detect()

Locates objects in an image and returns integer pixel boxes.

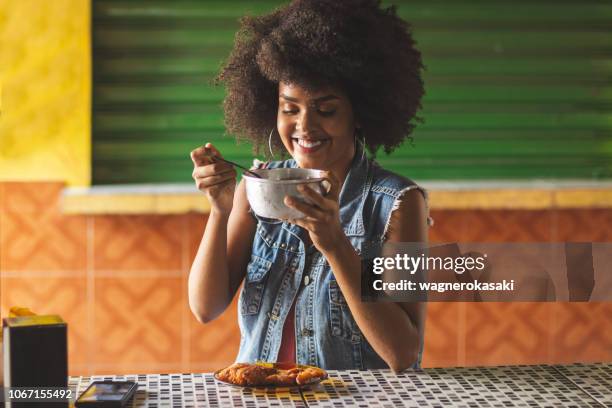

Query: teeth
[296,139,323,148]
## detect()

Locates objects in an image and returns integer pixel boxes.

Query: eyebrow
[280,94,340,103]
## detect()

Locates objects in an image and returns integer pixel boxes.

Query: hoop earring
[268,129,276,159]
[354,129,366,161]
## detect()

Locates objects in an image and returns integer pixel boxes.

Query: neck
[329,146,358,187]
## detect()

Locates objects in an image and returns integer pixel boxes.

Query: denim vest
[237,150,427,370]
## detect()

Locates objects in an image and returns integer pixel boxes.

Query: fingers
[285,218,302,228]
[191,143,235,183]
[284,216,329,236]
[190,142,223,167]
[192,162,235,179]
[284,195,325,219]
[297,184,326,208]
[321,171,341,199]
[191,141,236,191]
[295,181,339,212]
[193,165,236,188]
[284,178,341,230]
[204,142,224,159]
[190,146,211,167]
[283,216,310,231]
[194,171,236,191]
[202,178,236,198]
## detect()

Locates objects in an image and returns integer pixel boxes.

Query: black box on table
[2,315,68,408]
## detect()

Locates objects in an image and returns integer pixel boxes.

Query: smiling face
[277,82,357,180]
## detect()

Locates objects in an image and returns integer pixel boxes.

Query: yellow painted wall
[0,0,90,186]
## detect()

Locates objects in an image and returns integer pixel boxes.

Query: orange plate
[213,362,328,388]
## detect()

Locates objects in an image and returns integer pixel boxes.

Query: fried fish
[215,362,327,386]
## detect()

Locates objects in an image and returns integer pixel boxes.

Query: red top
[277,301,296,363]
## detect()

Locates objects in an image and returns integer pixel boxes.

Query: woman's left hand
[283,171,346,253]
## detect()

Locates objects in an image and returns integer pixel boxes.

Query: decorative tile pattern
[188,296,241,373]
[69,373,306,407]
[421,303,462,368]
[185,213,208,269]
[555,363,612,406]
[93,215,183,272]
[550,302,612,364]
[92,276,185,372]
[301,366,603,407]
[183,213,241,371]
[464,303,554,366]
[0,276,90,369]
[0,182,87,271]
[461,210,554,242]
[428,210,465,243]
[555,209,612,241]
[69,365,608,408]
[3,183,63,214]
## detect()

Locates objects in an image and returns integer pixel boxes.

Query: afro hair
[216,0,425,156]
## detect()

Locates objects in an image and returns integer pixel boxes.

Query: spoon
[204,149,263,178]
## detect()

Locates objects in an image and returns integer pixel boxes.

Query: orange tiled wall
[0,182,610,375]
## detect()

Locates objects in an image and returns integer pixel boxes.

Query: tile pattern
[463,303,555,366]
[0,276,90,369]
[93,215,183,272]
[427,210,466,243]
[0,182,87,271]
[430,209,555,243]
[92,276,185,369]
[555,363,612,406]
[69,373,306,407]
[301,366,604,407]
[550,302,612,364]
[420,303,463,367]
[188,296,241,373]
[1,182,611,376]
[554,209,612,241]
[67,365,609,407]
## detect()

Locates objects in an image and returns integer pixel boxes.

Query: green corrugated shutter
[92,0,612,184]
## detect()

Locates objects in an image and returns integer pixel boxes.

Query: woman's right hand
[191,143,237,215]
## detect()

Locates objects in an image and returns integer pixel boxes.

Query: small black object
[2,315,68,408]
[75,381,138,407]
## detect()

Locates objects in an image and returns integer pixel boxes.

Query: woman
[188,0,428,372]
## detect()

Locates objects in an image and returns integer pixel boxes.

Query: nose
[296,109,317,133]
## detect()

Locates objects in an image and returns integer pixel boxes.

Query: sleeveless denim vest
[237,150,428,370]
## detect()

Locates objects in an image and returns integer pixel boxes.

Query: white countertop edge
[62,180,612,197]
[421,179,612,191]
[62,183,199,196]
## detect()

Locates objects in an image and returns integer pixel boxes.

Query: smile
[292,138,329,154]
[297,139,323,148]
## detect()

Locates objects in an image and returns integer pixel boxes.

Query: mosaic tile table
[68,363,610,407]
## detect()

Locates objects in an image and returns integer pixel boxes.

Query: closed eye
[281,109,335,116]
[318,110,336,117]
